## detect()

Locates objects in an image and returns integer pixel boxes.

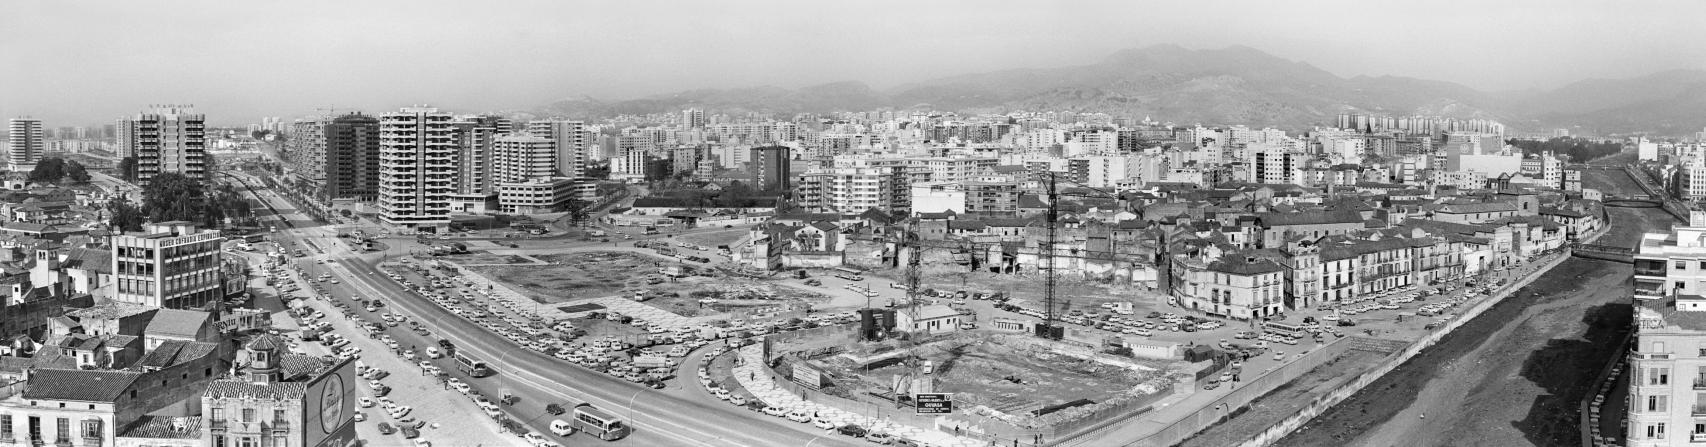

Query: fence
[1581,321,1632,447]
[1097,338,1355,447]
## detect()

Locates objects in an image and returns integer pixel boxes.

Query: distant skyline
[5,0,1706,126]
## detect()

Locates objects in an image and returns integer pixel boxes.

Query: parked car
[837,424,869,437]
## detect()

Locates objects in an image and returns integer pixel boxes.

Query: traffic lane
[295,295,509,446]
[324,256,842,447]
[311,280,693,447]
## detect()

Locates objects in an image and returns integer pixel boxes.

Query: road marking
[326,261,761,447]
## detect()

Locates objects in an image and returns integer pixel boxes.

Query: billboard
[915,393,953,414]
[306,356,359,447]
[792,363,823,390]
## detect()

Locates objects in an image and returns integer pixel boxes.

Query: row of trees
[1506,137,1624,163]
[106,172,254,232]
[27,158,90,184]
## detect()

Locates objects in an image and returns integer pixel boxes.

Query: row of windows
[0,414,100,439]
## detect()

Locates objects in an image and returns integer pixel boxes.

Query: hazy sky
[4,0,1704,126]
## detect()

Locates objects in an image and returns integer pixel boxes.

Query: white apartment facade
[7,118,42,172]
[491,134,557,184]
[378,107,456,232]
[118,106,207,185]
[111,221,225,310]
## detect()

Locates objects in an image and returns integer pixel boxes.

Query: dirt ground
[818,337,1166,416]
[1272,166,1659,447]
[677,229,747,248]
[439,251,533,265]
[472,251,664,302]
[1180,348,1388,447]
[868,267,1169,313]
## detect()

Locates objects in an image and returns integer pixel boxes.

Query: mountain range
[535,44,1706,136]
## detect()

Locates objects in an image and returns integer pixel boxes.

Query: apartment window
[214,435,226,447]
[1678,261,1688,270]
[241,408,255,422]
[1651,423,1667,439]
[273,409,284,422]
[1657,342,1669,353]
[81,420,99,439]
[210,407,223,421]
[1649,395,1669,412]
[55,418,67,441]
[0,414,9,437]
[1653,368,1671,385]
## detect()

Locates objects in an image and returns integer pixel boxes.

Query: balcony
[271,419,290,431]
[1635,268,1668,277]
[79,438,98,447]
[1695,406,1706,416]
[1693,432,1706,442]
[1695,379,1706,390]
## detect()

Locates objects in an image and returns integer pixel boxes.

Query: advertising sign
[915,393,952,414]
[792,363,823,390]
[306,357,359,447]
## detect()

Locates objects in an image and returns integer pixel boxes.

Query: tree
[64,160,90,184]
[563,199,592,228]
[140,172,205,223]
[117,157,139,183]
[27,158,66,183]
[717,181,753,207]
[584,162,610,180]
[107,196,145,232]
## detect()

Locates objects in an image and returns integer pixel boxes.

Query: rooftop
[21,369,141,402]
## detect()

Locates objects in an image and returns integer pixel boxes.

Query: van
[551,419,575,436]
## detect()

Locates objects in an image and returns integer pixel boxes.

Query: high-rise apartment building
[378,107,456,232]
[491,134,557,184]
[1628,213,1706,446]
[526,120,589,178]
[7,118,43,172]
[286,113,381,202]
[683,108,706,128]
[111,221,225,310]
[752,146,792,192]
[117,106,207,185]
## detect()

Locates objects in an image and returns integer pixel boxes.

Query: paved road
[244,185,856,446]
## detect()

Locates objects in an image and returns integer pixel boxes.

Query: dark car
[401,426,420,439]
[837,424,868,437]
[546,403,565,415]
[377,422,396,435]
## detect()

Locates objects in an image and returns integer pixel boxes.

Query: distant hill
[535,45,1706,135]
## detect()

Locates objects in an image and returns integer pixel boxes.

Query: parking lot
[263,262,506,446]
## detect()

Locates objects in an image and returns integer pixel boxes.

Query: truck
[633,354,670,369]
[589,230,607,237]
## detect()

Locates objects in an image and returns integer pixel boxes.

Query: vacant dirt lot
[677,229,747,248]
[472,251,663,302]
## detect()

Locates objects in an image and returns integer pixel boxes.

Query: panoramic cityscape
[8,1,1706,446]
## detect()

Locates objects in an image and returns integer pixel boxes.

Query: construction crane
[1040,173,1062,340]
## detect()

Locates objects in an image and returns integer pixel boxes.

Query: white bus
[570,403,630,441]
[1262,321,1309,339]
[454,351,491,378]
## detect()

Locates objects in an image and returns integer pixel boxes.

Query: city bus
[455,351,491,378]
[1261,321,1310,339]
[570,403,630,441]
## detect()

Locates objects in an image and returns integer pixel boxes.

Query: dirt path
[1275,168,1663,447]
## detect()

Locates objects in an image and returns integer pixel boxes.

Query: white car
[762,406,787,417]
[522,433,549,446]
[359,397,374,408]
[786,408,812,423]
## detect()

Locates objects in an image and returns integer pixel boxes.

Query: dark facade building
[324,114,381,202]
[752,146,792,192]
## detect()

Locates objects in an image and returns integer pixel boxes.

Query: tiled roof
[67,301,155,321]
[119,415,202,439]
[147,309,210,340]
[204,379,308,401]
[280,354,331,380]
[61,247,112,274]
[1256,211,1364,227]
[1320,237,1418,262]
[1437,201,1518,214]
[246,334,283,351]
[21,369,140,402]
[1207,255,1284,275]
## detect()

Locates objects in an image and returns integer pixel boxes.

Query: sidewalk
[730,345,982,447]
